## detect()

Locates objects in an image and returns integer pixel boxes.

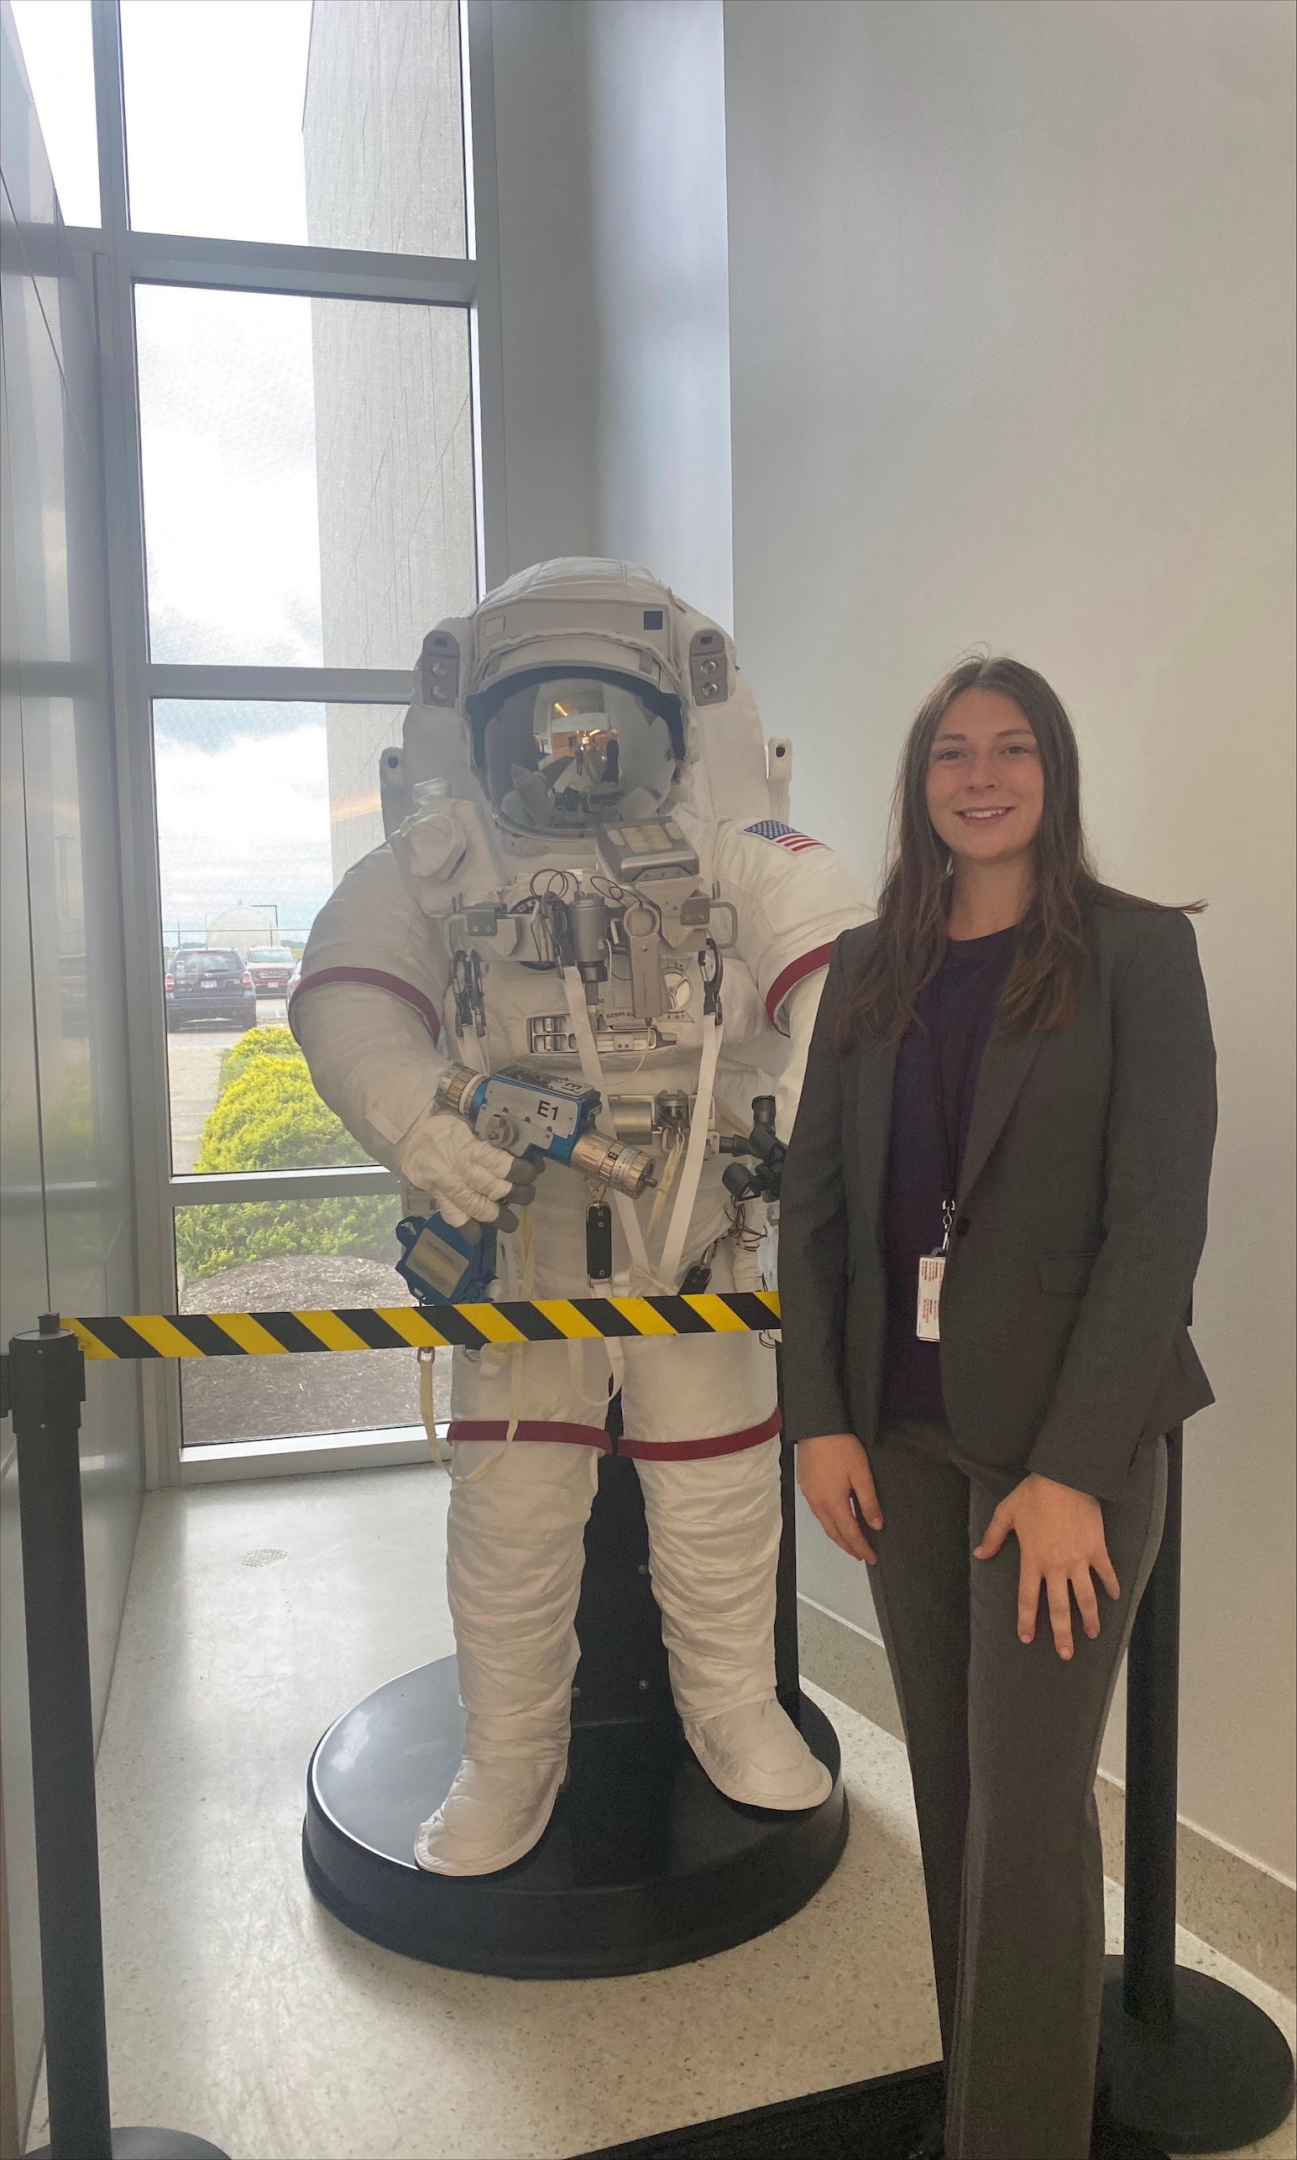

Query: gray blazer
[778,903,1217,1499]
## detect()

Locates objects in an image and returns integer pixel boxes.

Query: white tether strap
[657,1006,723,1292]
[417,1347,444,1464]
[560,967,654,1288]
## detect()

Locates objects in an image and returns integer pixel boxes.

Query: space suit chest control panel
[432,812,736,1073]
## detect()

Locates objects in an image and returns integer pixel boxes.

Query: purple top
[881,926,1018,1421]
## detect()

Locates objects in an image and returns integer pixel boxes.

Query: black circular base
[1101,1959,1295,2153]
[28,2134,228,2159]
[303,1656,847,1978]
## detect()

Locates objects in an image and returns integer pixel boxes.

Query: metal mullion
[125,229,476,307]
[90,0,128,235]
[91,0,183,1486]
[150,664,412,705]
[464,0,508,592]
[170,1168,400,1208]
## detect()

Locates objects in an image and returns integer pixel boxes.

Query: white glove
[397,1110,521,1229]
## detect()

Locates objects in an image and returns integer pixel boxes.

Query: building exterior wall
[303,0,477,882]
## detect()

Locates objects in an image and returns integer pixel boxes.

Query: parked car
[164,949,258,1032]
[245,945,297,995]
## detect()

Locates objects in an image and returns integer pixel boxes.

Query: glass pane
[174,1197,452,1445]
[9,1,101,227]
[135,286,476,667]
[121,0,466,256]
[155,698,405,1173]
[326,703,408,883]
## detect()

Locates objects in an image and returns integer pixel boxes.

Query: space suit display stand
[302,1387,848,1979]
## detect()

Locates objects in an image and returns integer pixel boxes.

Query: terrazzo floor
[26,1463,1295,2160]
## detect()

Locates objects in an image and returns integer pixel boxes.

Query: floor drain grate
[241,1547,288,1568]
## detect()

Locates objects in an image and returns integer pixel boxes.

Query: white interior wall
[724,0,1296,1880]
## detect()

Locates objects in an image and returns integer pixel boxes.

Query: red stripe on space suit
[765,943,834,1033]
[289,966,443,1046]
[447,1408,781,1458]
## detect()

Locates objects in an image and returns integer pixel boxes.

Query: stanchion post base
[1101,1959,1294,2154]
[26,2132,228,2159]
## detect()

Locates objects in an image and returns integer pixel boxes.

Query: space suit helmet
[458,560,696,838]
[411,558,767,834]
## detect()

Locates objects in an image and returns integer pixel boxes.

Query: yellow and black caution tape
[63,1292,782,1362]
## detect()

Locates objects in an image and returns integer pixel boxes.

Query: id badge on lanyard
[916,1198,955,1342]
[916,993,959,1344]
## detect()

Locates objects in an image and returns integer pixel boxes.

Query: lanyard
[925,985,965,1254]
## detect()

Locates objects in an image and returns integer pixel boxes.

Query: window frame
[74,0,504,1484]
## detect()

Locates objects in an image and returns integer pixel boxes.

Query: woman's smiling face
[925,688,1045,868]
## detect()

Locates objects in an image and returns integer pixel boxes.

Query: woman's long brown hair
[838,655,1201,1048]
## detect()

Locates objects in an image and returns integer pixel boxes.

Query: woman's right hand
[797,1432,884,1563]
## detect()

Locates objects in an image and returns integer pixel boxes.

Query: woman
[780,657,1216,2160]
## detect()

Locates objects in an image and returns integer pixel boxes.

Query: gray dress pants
[864,1418,1167,2160]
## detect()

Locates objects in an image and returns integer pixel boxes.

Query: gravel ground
[179,1254,452,1445]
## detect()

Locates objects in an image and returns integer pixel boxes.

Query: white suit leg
[634,1443,830,1811]
[415,1440,598,1874]
[633,1439,781,1722]
[619,1243,831,1813]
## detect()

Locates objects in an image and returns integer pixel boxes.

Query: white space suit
[292,559,870,1875]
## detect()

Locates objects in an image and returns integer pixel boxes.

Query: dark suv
[164,949,258,1032]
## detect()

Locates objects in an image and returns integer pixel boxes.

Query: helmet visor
[482,674,680,835]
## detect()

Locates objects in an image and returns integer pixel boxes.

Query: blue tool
[395,1212,498,1307]
[395,1063,657,1307]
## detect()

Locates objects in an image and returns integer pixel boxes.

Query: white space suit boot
[684,1698,832,1811]
[415,1753,569,1876]
[413,1434,599,1876]
[634,1439,831,1812]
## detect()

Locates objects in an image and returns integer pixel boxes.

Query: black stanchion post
[5,1318,228,2160]
[1101,1428,1294,2153]
[9,1318,111,2160]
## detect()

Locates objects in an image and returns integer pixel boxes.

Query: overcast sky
[12,0,339,934]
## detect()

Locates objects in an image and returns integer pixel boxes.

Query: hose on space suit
[559,965,656,1291]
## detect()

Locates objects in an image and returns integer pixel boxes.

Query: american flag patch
[745,819,824,854]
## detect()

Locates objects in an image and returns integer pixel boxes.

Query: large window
[135,288,475,668]
[30,0,497,1472]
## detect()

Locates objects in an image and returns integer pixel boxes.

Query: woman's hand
[974,1473,1121,1659]
[797,1433,883,1563]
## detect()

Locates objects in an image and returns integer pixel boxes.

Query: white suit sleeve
[289,843,450,1167]
[712,820,872,1035]
[774,971,830,1143]
[292,983,447,1170]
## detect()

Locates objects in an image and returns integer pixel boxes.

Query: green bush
[216,1024,303,1097]
[176,1194,397,1281]
[177,1031,397,1280]
[195,1054,370,1176]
